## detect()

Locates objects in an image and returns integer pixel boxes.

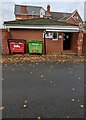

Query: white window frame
[52,32,58,41]
[43,32,53,38]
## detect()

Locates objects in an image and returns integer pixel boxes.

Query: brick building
[2,4,85,55]
[15,4,82,25]
[83,22,86,54]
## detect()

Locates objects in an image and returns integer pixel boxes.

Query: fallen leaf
[41,75,43,78]
[24,100,28,103]
[50,81,52,84]
[0,106,5,111]
[50,66,53,68]
[72,98,75,102]
[72,88,75,91]
[37,116,41,120]
[23,104,27,108]
[80,104,84,108]
[67,116,69,118]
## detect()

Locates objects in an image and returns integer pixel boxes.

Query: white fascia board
[67,10,78,21]
[84,28,86,33]
[5,25,79,31]
[46,29,79,32]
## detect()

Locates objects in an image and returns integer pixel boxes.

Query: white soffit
[5,25,80,32]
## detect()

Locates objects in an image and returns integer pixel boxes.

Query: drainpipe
[43,30,46,55]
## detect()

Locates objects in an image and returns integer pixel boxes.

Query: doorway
[63,32,72,50]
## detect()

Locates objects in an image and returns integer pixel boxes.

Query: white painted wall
[40,8,45,17]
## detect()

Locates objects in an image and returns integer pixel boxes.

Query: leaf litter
[1,54,85,63]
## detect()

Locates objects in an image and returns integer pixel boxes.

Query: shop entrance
[63,32,72,50]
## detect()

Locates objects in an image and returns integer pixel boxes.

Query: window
[43,32,53,38]
[40,12,43,17]
[40,8,45,18]
[53,32,58,40]
[46,32,53,38]
[77,16,79,19]
[43,32,58,40]
[74,15,79,20]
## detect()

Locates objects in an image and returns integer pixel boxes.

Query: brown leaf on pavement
[72,88,75,91]
[80,104,84,108]
[0,106,5,111]
[23,104,27,108]
[41,75,43,78]
[71,98,75,102]
[12,68,14,71]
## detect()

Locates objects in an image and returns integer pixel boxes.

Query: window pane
[53,32,57,39]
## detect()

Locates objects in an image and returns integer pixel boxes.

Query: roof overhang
[83,28,86,33]
[46,29,78,32]
[4,24,80,32]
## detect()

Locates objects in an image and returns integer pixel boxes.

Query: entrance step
[62,50,76,55]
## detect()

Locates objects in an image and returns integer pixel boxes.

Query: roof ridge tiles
[50,11,72,14]
[15,4,42,8]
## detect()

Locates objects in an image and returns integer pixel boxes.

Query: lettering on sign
[14,44,20,48]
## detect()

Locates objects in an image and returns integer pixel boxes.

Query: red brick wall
[27,15,40,19]
[1,29,10,54]
[46,33,63,54]
[16,15,28,20]
[16,15,41,20]
[67,17,80,25]
[10,29,63,53]
[1,28,84,55]
[10,29,43,40]
[21,6,27,14]
[83,33,86,54]
[10,29,44,53]
[9,29,63,54]
[21,15,28,20]
[15,15,22,20]
[72,11,82,22]
[71,32,84,55]
[67,11,82,25]
[15,15,51,20]
[46,39,63,54]
[71,32,79,53]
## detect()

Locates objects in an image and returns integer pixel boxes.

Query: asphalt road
[2,62,84,118]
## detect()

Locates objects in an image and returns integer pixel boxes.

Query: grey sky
[0,0,86,28]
